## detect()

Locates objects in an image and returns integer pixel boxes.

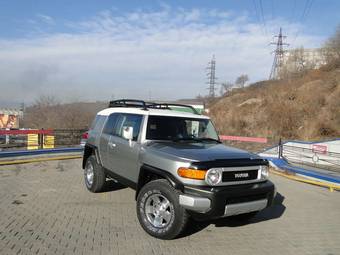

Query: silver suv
[82,99,275,239]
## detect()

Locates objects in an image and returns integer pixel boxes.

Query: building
[0,108,23,129]
[282,48,327,74]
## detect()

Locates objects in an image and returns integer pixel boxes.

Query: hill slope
[209,68,340,141]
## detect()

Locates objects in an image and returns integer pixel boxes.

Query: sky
[0,0,339,106]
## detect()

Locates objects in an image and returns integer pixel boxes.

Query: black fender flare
[136,164,184,199]
[82,143,100,169]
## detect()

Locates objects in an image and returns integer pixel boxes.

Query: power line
[259,0,268,35]
[252,0,263,34]
[303,0,314,21]
[290,0,297,24]
[292,0,314,45]
[300,0,313,21]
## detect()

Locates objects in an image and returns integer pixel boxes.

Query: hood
[145,141,260,162]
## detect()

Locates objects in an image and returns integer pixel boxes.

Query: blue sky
[0,0,339,104]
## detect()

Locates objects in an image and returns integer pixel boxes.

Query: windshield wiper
[195,137,222,143]
[171,137,221,143]
[171,137,196,142]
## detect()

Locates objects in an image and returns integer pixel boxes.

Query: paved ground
[0,159,339,255]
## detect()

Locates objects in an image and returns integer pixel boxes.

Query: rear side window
[103,113,119,135]
[113,114,143,141]
[90,115,106,132]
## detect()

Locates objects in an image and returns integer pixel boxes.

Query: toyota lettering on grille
[234,172,249,178]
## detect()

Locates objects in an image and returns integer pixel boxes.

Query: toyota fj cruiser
[82,99,275,239]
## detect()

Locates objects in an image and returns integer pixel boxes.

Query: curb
[270,168,340,192]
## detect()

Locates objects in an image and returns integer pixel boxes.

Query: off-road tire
[84,155,106,193]
[136,179,189,240]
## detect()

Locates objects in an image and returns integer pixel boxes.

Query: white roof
[97,107,210,119]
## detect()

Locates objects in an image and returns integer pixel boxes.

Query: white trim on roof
[97,107,209,119]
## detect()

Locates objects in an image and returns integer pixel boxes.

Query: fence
[0,129,86,151]
[281,141,340,172]
[260,139,340,173]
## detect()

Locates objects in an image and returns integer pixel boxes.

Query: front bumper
[179,180,275,220]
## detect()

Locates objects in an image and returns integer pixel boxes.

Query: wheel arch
[82,144,100,169]
[135,164,183,200]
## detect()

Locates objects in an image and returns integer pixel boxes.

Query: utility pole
[206,55,217,98]
[269,27,289,80]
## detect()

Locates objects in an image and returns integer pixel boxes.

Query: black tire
[84,155,106,193]
[136,179,189,240]
[232,211,258,222]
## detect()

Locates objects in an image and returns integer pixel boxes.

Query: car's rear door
[107,113,143,183]
[98,113,119,168]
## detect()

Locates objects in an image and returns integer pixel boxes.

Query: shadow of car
[179,192,286,237]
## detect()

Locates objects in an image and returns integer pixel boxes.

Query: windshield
[146,115,219,142]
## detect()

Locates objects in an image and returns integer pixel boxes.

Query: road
[0,159,339,255]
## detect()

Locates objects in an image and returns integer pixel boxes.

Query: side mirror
[122,126,133,141]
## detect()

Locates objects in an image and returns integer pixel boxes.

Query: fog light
[205,169,222,185]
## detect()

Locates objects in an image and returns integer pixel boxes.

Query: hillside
[23,101,107,129]
[209,67,340,141]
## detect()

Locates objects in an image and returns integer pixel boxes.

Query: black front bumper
[183,180,276,221]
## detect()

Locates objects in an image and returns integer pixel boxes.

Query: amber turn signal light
[177,167,206,180]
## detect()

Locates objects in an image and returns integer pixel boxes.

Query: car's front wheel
[136,179,189,240]
[84,155,106,193]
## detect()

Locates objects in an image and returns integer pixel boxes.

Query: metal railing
[279,141,340,173]
[0,129,86,151]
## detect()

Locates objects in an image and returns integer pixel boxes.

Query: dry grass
[23,102,107,129]
[209,67,340,141]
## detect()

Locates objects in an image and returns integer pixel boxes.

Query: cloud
[0,7,325,104]
[36,14,55,25]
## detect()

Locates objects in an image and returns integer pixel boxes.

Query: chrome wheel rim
[85,161,94,186]
[145,194,173,228]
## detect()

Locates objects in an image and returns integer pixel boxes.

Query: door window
[113,114,143,141]
[103,113,119,135]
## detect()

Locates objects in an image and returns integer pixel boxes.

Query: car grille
[222,169,258,182]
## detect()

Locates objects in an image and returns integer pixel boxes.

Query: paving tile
[0,159,339,255]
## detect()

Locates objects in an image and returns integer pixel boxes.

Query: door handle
[108,142,116,149]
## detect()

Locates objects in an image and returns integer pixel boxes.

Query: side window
[113,114,143,141]
[90,116,99,130]
[103,113,118,135]
[91,115,106,132]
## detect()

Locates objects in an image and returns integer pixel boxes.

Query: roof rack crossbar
[148,103,199,115]
[108,99,200,115]
[109,99,148,110]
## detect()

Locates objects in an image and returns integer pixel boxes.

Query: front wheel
[136,179,189,240]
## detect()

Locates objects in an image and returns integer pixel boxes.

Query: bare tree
[235,75,249,88]
[219,82,234,96]
[34,95,60,108]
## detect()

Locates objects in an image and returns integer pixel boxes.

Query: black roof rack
[148,103,199,115]
[108,99,200,115]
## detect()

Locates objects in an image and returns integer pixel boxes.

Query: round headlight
[206,169,222,185]
[261,165,269,179]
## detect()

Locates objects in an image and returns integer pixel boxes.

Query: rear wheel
[84,155,106,193]
[136,179,189,240]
